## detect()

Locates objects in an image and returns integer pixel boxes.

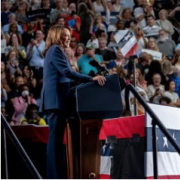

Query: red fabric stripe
[99,174,110,179]
[99,115,145,140]
[147,175,180,179]
[125,43,139,58]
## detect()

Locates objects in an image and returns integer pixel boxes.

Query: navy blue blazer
[39,45,92,111]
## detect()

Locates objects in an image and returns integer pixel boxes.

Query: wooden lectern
[67,75,123,179]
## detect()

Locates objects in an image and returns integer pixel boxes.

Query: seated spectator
[77,43,103,76]
[64,48,79,72]
[112,0,123,13]
[157,29,176,56]
[1,83,8,109]
[164,80,180,107]
[142,15,161,39]
[175,43,180,53]
[169,0,180,23]
[2,13,23,35]
[159,96,172,106]
[156,9,174,37]
[20,104,47,125]
[74,43,86,61]
[6,50,22,82]
[95,37,116,64]
[11,84,37,125]
[147,73,165,104]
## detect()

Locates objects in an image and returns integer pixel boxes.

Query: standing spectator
[112,0,123,13]
[134,26,148,50]
[146,37,159,51]
[142,15,161,39]
[74,43,86,61]
[169,0,180,22]
[2,13,23,35]
[120,8,134,28]
[147,73,165,104]
[157,29,176,56]
[92,15,107,33]
[21,20,36,48]
[86,33,99,49]
[5,33,27,67]
[92,0,106,15]
[1,0,12,26]
[156,10,174,37]
[95,37,116,64]
[27,30,45,98]
[50,0,63,24]
[171,66,180,98]
[6,50,22,82]
[164,80,180,107]
[66,4,81,41]
[78,2,94,44]
[69,36,78,53]
[1,84,8,109]
[77,44,103,76]
[15,0,29,28]
[56,16,65,27]
[173,53,180,71]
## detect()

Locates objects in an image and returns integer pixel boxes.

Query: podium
[67,75,123,179]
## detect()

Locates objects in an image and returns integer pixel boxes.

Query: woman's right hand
[93,75,106,86]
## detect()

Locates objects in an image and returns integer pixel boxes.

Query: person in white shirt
[143,15,161,39]
[164,80,180,107]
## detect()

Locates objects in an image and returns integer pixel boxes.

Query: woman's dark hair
[159,96,171,104]
[165,80,174,91]
[25,104,38,120]
[19,84,29,93]
[9,33,22,46]
[145,61,166,85]
[173,53,180,65]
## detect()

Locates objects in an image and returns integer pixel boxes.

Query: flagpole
[152,120,158,179]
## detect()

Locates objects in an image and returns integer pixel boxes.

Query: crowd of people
[1,0,180,125]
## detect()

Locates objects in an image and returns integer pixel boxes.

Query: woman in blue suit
[40,25,106,179]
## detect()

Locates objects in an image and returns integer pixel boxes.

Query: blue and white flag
[99,143,113,179]
[145,104,180,179]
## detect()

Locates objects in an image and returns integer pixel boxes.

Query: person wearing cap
[77,43,103,76]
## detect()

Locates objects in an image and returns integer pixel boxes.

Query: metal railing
[125,82,180,179]
[1,114,42,179]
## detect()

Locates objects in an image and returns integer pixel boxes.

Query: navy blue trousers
[46,110,67,179]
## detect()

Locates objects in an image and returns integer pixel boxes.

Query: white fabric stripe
[100,156,112,175]
[145,152,180,177]
[146,104,180,130]
[121,35,137,56]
